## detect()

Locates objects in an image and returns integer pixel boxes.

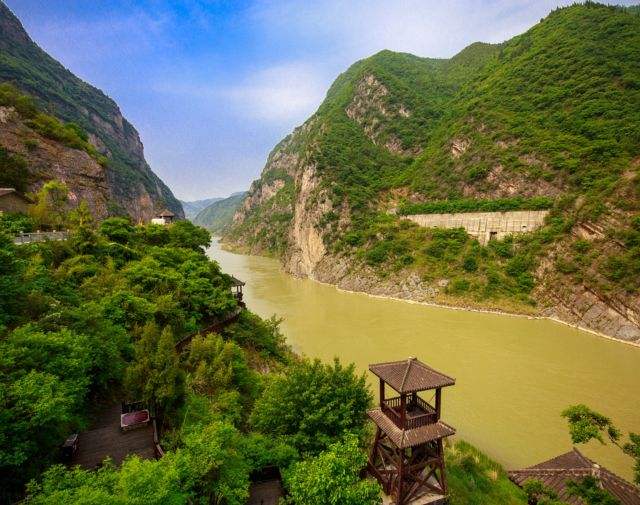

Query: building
[151,209,176,225]
[368,357,456,505]
[0,188,32,214]
[509,448,640,505]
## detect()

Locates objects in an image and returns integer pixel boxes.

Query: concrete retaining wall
[404,210,549,245]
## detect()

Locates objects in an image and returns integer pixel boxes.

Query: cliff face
[0,2,183,221]
[225,4,640,343]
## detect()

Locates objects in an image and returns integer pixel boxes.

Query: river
[207,238,640,480]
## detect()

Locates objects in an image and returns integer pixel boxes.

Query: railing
[382,395,438,430]
[14,231,69,245]
[152,419,164,459]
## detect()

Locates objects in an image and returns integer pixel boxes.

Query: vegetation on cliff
[192,192,246,233]
[0,2,182,218]
[226,3,640,332]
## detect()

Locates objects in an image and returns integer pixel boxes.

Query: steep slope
[0,2,183,220]
[180,197,223,219]
[225,3,640,342]
[193,192,246,233]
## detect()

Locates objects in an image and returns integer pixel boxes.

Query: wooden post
[380,379,385,408]
[435,388,441,420]
[400,393,406,428]
[397,447,404,505]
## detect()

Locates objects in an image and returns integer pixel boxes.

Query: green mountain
[193,192,246,233]
[180,197,223,219]
[0,1,183,220]
[225,3,640,343]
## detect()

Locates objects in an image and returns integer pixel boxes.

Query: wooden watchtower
[367,357,456,505]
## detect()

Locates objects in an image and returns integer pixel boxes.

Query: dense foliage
[0,206,238,499]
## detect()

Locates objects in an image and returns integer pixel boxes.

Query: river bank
[221,240,640,347]
[209,238,640,481]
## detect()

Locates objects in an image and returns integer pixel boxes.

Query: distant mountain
[180,198,223,219]
[0,1,183,220]
[193,192,246,233]
[225,3,640,343]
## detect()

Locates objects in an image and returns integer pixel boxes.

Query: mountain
[0,2,183,221]
[193,192,246,233]
[224,3,640,343]
[180,197,223,219]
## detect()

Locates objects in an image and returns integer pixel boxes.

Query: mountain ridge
[224,2,640,343]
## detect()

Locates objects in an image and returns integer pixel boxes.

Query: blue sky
[6,0,636,200]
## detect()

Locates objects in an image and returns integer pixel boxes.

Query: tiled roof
[157,209,175,217]
[229,275,245,287]
[509,448,640,505]
[368,408,455,449]
[369,358,455,393]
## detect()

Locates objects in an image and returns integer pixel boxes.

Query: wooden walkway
[247,480,283,505]
[71,404,156,470]
[175,306,243,353]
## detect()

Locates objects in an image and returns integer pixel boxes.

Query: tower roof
[369,357,455,394]
[367,409,455,448]
[156,209,175,218]
[509,448,640,505]
[229,275,245,287]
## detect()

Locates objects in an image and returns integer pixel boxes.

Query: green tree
[28,180,69,230]
[566,476,620,505]
[284,435,381,505]
[167,220,211,250]
[176,422,251,505]
[250,358,372,455]
[67,200,98,254]
[125,324,184,422]
[99,217,135,244]
[562,404,639,494]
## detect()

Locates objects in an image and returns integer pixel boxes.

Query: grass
[446,440,527,505]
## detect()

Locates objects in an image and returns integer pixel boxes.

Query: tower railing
[381,395,438,430]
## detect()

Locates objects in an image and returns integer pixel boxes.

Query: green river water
[207,239,640,480]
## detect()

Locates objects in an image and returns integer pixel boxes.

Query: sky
[5,0,637,200]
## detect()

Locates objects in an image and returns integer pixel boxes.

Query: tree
[167,220,211,250]
[29,180,69,230]
[283,434,381,505]
[522,479,567,505]
[67,200,97,254]
[250,358,372,455]
[175,422,251,505]
[565,476,620,505]
[99,217,135,244]
[562,404,639,484]
[125,324,184,422]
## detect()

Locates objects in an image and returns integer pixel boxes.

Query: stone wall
[404,210,549,245]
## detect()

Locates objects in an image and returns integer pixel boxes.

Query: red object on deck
[121,409,150,428]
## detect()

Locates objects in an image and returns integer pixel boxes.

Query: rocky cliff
[225,4,640,343]
[0,2,183,221]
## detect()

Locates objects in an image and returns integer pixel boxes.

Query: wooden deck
[247,480,283,505]
[71,404,156,470]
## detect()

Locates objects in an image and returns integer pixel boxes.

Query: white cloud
[250,0,637,61]
[153,61,328,125]
[219,62,328,124]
